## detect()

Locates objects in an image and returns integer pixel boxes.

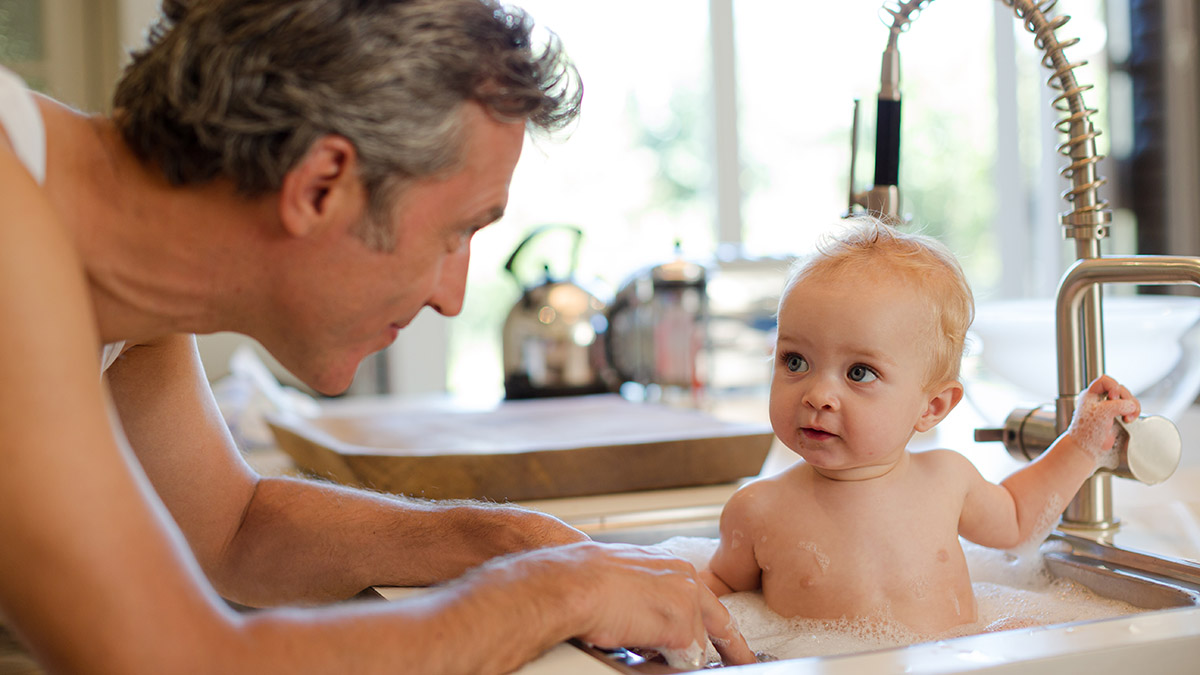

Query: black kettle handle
[503,224,584,288]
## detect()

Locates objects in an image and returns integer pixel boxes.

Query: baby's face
[769,270,940,479]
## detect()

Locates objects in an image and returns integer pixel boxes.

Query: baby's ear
[915,380,963,432]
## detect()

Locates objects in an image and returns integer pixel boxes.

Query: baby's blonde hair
[782,216,975,388]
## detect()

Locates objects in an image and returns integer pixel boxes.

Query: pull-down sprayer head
[847,0,931,223]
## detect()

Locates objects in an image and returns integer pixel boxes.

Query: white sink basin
[964,296,1200,425]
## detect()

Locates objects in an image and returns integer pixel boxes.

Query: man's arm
[0,145,755,671]
[958,375,1140,549]
[105,334,585,605]
[0,143,238,673]
[98,336,760,670]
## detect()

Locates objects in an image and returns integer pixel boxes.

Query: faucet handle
[975,405,1059,462]
[1111,415,1182,485]
[973,427,1005,443]
[976,406,1183,486]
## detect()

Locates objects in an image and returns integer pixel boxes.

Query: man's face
[268,103,526,394]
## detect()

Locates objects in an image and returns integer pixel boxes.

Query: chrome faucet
[863,0,1192,534]
[1050,257,1190,531]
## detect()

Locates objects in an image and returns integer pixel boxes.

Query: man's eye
[848,365,877,383]
[784,354,808,373]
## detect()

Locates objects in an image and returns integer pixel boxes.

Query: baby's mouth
[801,426,836,441]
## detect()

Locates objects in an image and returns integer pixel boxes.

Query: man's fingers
[700,587,756,666]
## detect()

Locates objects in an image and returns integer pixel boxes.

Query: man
[0,0,754,672]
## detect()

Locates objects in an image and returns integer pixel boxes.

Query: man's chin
[286,359,360,397]
[308,377,353,397]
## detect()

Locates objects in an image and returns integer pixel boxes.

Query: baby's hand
[1065,375,1141,460]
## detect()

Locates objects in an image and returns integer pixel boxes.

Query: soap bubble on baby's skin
[1067,385,1135,469]
[1068,402,1115,459]
[1011,492,1066,552]
[658,537,1147,666]
[798,542,830,572]
[729,530,744,550]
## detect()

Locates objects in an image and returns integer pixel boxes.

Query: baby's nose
[802,376,840,410]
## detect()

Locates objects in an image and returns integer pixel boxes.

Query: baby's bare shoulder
[722,468,805,521]
[911,448,981,480]
[725,476,777,512]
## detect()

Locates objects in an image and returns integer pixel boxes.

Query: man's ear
[278,135,361,238]
[915,380,964,432]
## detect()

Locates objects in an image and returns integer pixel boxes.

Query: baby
[701,217,1139,635]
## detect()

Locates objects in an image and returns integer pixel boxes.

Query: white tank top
[0,67,126,373]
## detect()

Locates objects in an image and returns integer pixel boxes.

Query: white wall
[118,0,159,50]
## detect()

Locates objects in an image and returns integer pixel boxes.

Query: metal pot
[501,225,611,399]
[605,242,709,399]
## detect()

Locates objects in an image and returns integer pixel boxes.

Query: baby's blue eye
[785,354,808,373]
[848,365,877,383]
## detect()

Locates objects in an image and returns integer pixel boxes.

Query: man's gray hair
[113,0,580,246]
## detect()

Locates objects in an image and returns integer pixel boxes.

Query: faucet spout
[1057,256,1200,403]
[1054,255,1200,533]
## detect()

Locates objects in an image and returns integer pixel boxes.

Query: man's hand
[486,541,756,667]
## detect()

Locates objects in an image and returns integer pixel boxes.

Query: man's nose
[427,244,471,317]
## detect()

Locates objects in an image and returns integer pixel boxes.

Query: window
[446,0,719,396]
[3,0,1125,398]
[0,0,122,112]
[444,0,1122,399]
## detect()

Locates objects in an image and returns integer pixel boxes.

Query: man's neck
[41,102,277,346]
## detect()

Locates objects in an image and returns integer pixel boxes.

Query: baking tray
[266,394,774,501]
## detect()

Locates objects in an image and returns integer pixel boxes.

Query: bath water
[655,536,1148,664]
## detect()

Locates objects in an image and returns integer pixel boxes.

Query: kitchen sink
[580,520,1200,673]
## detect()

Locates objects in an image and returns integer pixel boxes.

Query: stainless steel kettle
[501,225,611,399]
[605,242,709,400]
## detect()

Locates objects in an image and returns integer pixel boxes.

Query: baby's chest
[754,498,965,587]
[756,530,971,620]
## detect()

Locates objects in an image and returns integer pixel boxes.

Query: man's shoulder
[104,334,198,376]
[0,66,45,183]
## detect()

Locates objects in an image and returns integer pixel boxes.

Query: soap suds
[655,537,1147,667]
[798,541,830,572]
[729,529,744,550]
[1014,492,1067,551]
[1067,402,1117,461]
[659,640,704,670]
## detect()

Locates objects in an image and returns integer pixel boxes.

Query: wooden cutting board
[266,394,774,501]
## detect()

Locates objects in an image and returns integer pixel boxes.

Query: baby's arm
[702,481,769,596]
[959,375,1140,549]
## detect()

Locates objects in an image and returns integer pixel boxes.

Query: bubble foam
[656,536,1147,665]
